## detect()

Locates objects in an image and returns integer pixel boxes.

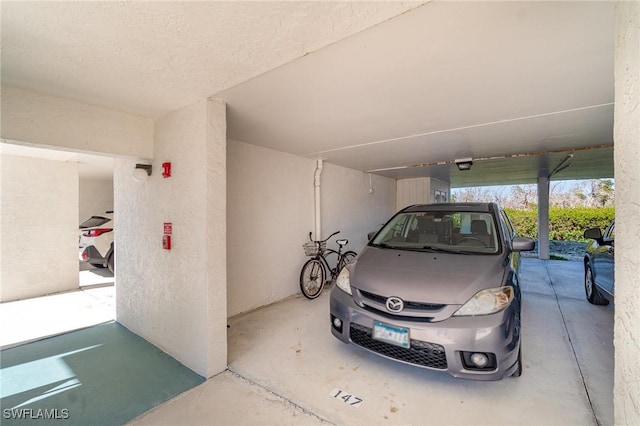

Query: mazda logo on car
[385,297,404,312]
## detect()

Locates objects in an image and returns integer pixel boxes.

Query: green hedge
[504,207,614,242]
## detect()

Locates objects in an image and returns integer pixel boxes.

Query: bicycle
[300,231,357,299]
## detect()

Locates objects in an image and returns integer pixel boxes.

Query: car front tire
[512,343,523,378]
[107,252,115,274]
[585,263,608,306]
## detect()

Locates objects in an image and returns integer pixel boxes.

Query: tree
[451,179,614,209]
[510,185,537,209]
[596,179,614,207]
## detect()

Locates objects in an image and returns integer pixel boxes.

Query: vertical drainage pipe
[314,159,323,240]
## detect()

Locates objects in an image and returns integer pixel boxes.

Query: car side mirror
[512,237,535,252]
[367,231,376,240]
[583,227,603,241]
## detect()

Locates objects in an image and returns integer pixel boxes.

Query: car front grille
[349,323,447,370]
[359,290,445,311]
[361,305,434,322]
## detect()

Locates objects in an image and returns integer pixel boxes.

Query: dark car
[330,203,535,380]
[583,220,615,305]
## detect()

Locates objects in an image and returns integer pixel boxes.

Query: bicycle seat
[337,239,348,247]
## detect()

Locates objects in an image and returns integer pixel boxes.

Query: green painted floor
[0,322,204,425]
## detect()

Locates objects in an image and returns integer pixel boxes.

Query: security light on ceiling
[455,158,473,171]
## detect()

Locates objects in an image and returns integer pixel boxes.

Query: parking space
[539,260,614,423]
[134,258,613,425]
[79,263,115,287]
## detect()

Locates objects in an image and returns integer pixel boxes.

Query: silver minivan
[330,203,535,380]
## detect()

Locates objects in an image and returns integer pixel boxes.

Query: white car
[79,211,115,273]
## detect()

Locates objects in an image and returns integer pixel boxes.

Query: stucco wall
[227,140,315,317]
[79,178,114,223]
[613,2,640,423]
[0,155,78,301]
[1,85,154,159]
[227,140,396,317]
[321,162,397,253]
[115,98,226,378]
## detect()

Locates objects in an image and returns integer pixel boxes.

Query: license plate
[373,321,410,348]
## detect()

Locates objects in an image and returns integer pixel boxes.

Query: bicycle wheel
[338,251,357,271]
[300,259,326,299]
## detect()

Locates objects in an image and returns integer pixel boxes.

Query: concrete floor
[0,259,613,425]
[0,267,115,349]
[132,258,614,426]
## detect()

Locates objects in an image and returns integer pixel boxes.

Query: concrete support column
[536,177,550,260]
[614,2,640,423]
[116,97,227,378]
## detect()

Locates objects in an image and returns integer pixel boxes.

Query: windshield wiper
[421,245,471,255]
[371,242,397,250]
[373,243,470,254]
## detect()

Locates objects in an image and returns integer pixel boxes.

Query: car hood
[351,246,507,305]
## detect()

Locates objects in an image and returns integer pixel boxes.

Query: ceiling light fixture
[455,158,473,171]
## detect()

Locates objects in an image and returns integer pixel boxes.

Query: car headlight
[336,267,352,295]
[454,286,514,316]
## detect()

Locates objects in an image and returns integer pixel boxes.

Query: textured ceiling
[1,1,421,117]
[1,1,614,186]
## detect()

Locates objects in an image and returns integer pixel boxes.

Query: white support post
[614,2,640,422]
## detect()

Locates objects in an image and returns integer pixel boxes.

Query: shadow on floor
[0,322,204,426]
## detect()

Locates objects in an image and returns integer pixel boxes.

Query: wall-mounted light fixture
[455,158,473,171]
[133,163,152,181]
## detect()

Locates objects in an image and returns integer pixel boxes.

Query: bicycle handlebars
[308,230,340,243]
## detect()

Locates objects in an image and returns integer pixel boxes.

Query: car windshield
[370,210,500,254]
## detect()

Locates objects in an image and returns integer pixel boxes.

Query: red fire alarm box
[162,234,172,250]
[162,162,171,178]
[163,222,172,235]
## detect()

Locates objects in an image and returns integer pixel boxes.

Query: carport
[0,257,615,425]
[1,1,638,424]
[132,258,614,425]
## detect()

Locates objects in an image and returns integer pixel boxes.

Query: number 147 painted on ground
[329,388,363,407]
